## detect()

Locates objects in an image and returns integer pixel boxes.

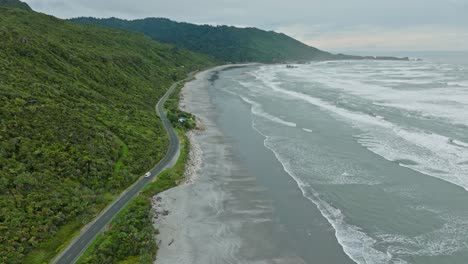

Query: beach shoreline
[151,65,253,264]
[150,63,355,264]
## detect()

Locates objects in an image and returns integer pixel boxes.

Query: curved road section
[53,73,196,264]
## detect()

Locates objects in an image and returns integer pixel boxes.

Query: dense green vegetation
[165,82,196,130]
[77,104,193,264]
[71,17,410,63]
[0,0,31,11]
[78,194,157,264]
[70,17,337,63]
[0,4,214,264]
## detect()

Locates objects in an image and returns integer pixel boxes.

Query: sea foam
[237,94,297,127]
[243,64,468,263]
[258,131,398,264]
[252,67,468,192]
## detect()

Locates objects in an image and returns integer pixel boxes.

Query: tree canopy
[71,17,336,63]
[0,6,214,264]
[0,0,32,11]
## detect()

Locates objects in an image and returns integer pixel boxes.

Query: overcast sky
[24,0,468,52]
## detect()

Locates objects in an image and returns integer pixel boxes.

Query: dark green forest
[0,4,214,263]
[77,128,191,264]
[71,17,337,63]
[0,0,31,11]
[71,17,410,63]
[77,66,196,264]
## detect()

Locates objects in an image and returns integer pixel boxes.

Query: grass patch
[114,142,129,174]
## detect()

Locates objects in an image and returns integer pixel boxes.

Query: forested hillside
[71,17,337,63]
[0,4,214,264]
[72,17,410,63]
[0,0,31,10]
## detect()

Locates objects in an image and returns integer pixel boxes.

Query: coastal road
[53,72,196,264]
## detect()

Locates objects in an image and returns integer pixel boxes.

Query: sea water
[210,57,468,264]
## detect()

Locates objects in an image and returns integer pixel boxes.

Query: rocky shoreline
[183,129,203,184]
[150,89,206,243]
[150,125,205,231]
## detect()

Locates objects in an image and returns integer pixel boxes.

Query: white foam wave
[270,63,468,126]
[238,95,297,127]
[260,135,397,264]
[252,68,468,192]
[448,81,468,87]
[452,139,468,148]
[260,132,468,263]
[238,63,468,263]
[357,131,468,192]
[374,79,436,85]
[242,110,392,263]
[378,215,468,258]
[302,128,313,133]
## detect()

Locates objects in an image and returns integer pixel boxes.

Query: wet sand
[152,66,250,264]
[152,66,353,264]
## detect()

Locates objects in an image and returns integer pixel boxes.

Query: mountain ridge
[71,16,409,63]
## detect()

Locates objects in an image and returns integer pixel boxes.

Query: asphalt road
[53,73,195,264]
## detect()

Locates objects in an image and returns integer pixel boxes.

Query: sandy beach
[158,60,468,264]
[151,65,303,264]
[151,65,355,264]
[152,66,250,264]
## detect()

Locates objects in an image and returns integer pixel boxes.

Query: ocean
[155,54,468,264]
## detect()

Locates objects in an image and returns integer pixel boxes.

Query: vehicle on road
[53,73,193,264]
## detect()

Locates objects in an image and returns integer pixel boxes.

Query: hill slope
[0,6,214,264]
[0,0,32,10]
[71,17,338,63]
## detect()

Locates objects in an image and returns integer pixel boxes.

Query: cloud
[23,0,468,51]
[277,24,468,52]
